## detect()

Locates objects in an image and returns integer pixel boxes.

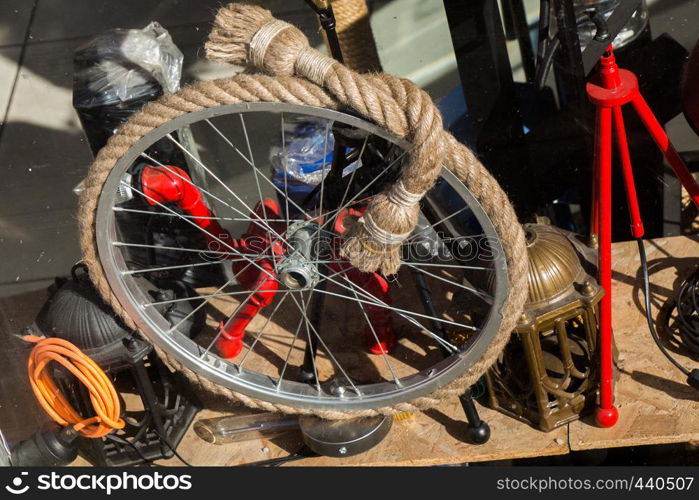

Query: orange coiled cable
[24,335,125,438]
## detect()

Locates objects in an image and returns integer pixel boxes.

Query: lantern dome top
[524,224,584,306]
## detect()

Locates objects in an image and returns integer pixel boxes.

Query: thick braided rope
[80,73,525,420]
[80,6,528,419]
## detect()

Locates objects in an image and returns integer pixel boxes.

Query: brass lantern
[484,224,606,432]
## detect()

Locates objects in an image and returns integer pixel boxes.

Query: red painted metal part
[586,48,699,428]
[594,104,618,427]
[140,165,231,244]
[217,199,283,358]
[140,165,395,359]
[612,106,644,239]
[631,93,699,207]
[331,208,396,355]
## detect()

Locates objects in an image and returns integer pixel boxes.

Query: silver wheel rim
[95,102,508,411]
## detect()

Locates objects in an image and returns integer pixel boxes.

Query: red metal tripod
[587,46,699,427]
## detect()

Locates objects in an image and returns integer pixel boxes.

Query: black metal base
[459,388,491,445]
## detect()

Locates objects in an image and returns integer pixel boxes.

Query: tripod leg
[612,106,645,239]
[595,105,619,428]
[631,93,699,208]
[590,128,601,247]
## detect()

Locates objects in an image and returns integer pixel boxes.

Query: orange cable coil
[24,335,125,438]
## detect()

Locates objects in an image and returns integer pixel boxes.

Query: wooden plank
[168,235,699,465]
[15,236,698,466]
[569,235,699,451]
[284,402,568,467]
[159,400,568,467]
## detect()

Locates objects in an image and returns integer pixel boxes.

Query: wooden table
[155,235,698,466]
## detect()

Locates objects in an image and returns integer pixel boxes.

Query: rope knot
[206,3,335,80]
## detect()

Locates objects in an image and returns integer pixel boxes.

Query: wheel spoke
[205,116,317,222]
[114,206,289,223]
[404,261,492,271]
[402,261,492,300]
[163,240,283,333]
[145,288,273,308]
[280,113,291,230]
[167,278,234,335]
[238,290,292,369]
[124,181,285,290]
[349,286,401,386]
[123,260,224,275]
[159,136,293,250]
[288,291,361,395]
[294,290,322,392]
[318,121,330,214]
[200,278,272,359]
[318,148,409,233]
[140,151,288,252]
[310,284,459,353]
[319,263,477,332]
[276,307,306,389]
[113,241,270,259]
[337,135,369,212]
[404,206,477,244]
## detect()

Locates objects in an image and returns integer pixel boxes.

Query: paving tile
[28,0,221,43]
[27,0,318,43]
[0,37,91,286]
[0,0,34,47]
[0,289,50,444]
[0,47,21,118]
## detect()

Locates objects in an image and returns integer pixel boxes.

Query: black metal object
[443,0,686,239]
[502,0,537,83]
[410,266,490,444]
[298,279,325,384]
[580,0,643,75]
[9,423,79,467]
[459,388,491,445]
[443,0,534,218]
[304,0,344,63]
[62,337,200,466]
[30,266,201,466]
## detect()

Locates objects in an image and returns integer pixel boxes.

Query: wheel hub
[278,221,324,290]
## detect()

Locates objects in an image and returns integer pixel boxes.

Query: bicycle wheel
[81,79,511,414]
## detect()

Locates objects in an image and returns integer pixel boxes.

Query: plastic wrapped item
[73,22,184,154]
[574,0,649,51]
[269,117,363,216]
[270,117,335,203]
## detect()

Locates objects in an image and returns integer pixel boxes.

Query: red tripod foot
[595,406,619,428]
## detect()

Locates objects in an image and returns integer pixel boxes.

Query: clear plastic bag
[270,117,336,189]
[73,21,182,108]
[73,22,184,154]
